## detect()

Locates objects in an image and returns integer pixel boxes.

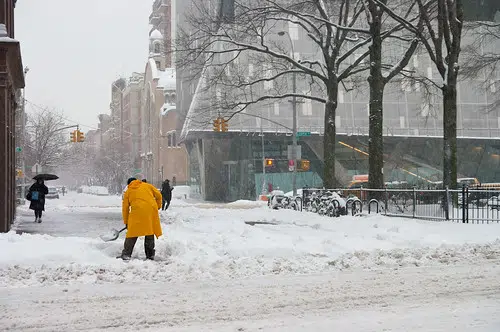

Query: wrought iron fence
[299,187,500,224]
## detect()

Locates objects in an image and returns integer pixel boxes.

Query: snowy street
[3,263,499,331]
[2,192,500,331]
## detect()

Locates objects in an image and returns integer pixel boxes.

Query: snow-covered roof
[149,29,163,40]
[157,68,176,90]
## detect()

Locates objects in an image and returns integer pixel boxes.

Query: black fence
[299,187,500,224]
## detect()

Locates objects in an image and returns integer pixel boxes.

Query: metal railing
[299,187,500,224]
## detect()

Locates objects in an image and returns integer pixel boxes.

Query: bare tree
[377,0,464,190]
[462,21,500,111]
[177,0,422,188]
[25,109,69,173]
[363,0,422,192]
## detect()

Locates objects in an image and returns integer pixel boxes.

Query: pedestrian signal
[265,158,274,167]
[299,159,310,171]
[70,130,77,142]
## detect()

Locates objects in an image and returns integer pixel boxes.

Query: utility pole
[278,30,298,196]
[292,66,297,196]
[261,120,266,195]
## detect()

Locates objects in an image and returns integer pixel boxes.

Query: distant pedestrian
[61,186,66,196]
[27,179,49,223]
[118,177,163,261]
[161,179,173,210]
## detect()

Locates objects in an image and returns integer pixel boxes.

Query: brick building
[0,0,24,232]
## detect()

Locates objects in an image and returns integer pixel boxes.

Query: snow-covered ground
[2,191,500,331]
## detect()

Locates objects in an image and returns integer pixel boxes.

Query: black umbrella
[32,173,59,181]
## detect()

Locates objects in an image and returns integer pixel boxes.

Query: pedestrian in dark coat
[161,179,173,210]
[27,179,49,223]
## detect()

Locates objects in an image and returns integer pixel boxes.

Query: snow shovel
[100,226,127,242]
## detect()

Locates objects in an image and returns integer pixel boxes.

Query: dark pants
[34,210,43,218]
[162,199,170,210]
[121,235,155,259]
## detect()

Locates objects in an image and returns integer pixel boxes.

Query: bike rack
[350,198,363,216]
[332,199,341,217]
[368,199,380,214]
[295,196,303,211]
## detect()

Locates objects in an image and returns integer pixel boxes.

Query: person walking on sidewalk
[27,179,48,223]
[118,177,163,261]
[161,179,173,210]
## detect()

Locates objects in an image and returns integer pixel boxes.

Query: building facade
[139,30,188,187]
[0,0,24,232]
[149,0,173,68]
[122,72,144,166]
[175,0,500,201]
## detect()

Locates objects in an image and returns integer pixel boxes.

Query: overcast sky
[15,0,152,130]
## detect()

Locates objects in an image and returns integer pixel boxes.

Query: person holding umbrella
[26,173,58,223]
[27,178,48,223]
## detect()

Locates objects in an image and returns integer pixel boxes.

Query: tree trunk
[323,82,339,189]
[367,2,385,195]
[442,77,458,190]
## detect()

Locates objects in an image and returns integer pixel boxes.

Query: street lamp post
[278,31,298,196]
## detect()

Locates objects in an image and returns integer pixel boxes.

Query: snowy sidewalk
[2,262,499,331]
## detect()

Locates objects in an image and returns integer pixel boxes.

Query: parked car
[46,187,60,199]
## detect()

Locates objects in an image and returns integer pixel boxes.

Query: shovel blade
[100,229,120,242]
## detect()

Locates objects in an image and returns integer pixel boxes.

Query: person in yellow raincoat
[119,177,163,260]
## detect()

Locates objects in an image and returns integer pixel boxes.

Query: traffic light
[16,169,23,178]
[213,118,221,132]
[265,158,274,167]
[220,118,228,132]
[70,130,77,142]
[77,130,85,142]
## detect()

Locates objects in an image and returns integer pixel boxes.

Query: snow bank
[80,186,110,196]
[172,185,190,199]
[2,204,500,288]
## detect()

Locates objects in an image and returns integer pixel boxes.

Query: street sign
[15,147,22,152]
[296,131,311,137]
[287,145,302,160]
[133,169,142,174]
[31,163,42,174]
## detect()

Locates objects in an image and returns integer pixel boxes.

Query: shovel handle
[119,226,127,233]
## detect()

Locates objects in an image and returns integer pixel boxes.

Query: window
[288,21,299,40]
[427,67,433,80]
[273,102,280,115]
[171,132,177,147]
[412,55,419,68]
[339,90,344,103]
[167,134,172,147]
[248,64,254,76]
[263,64,273,90]
[302,99,312,115]
[400,116,406,128]
[156,61,161,69]
[154,42,161,54]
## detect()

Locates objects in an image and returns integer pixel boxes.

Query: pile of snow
[172,185,190,199]
[79,186,109,196]
[2,203,500,288]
